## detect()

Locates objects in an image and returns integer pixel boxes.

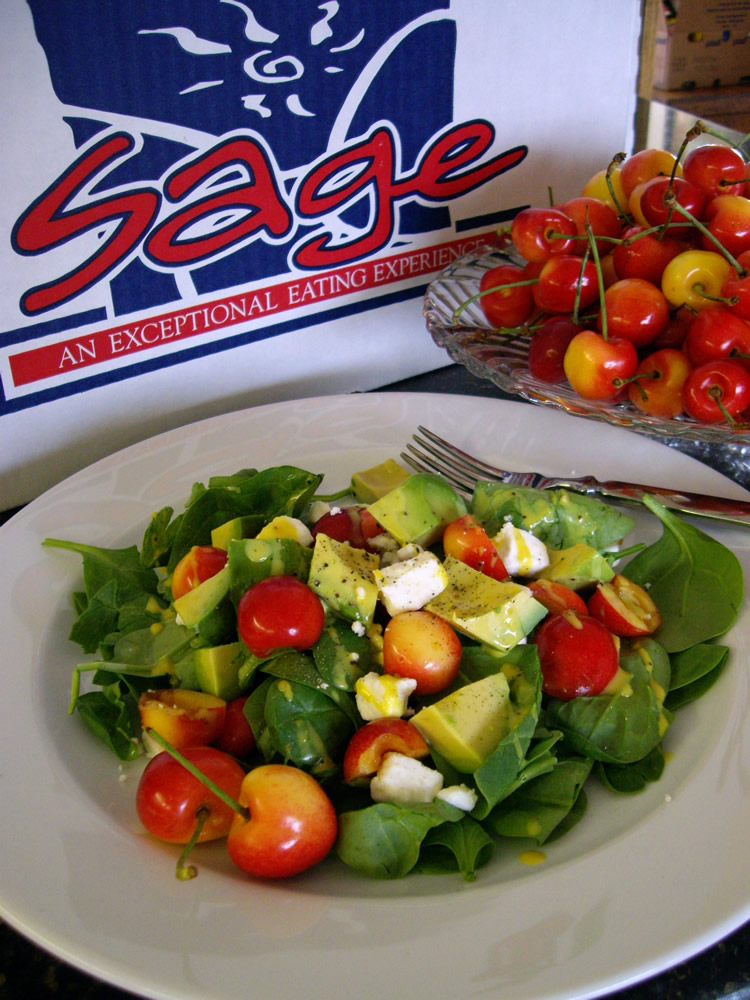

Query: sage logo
[18,0,489,317]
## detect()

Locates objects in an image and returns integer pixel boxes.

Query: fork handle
[568,480,750,528]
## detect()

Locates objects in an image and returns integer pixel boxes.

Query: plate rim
[0,390,748,1000]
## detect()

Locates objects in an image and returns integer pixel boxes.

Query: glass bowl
[423,245,750,449]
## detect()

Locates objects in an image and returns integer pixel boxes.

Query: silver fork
[402,426,750,528]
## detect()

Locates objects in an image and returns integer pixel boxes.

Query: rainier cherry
[627,348,691,418]
[684,306,750,371]
[721,250,750,321]
[534,255,599,313]
[619,147,681,198]
[612,225,686,284]
[479,263,535,328]
[510,206,577,262]
[682,143,747,199]
[581,166,627,215]
[597,278,669,348]
[701,195,750,259]
[558,196,621,256]
[563,330,638,401]
[528,317,582,383]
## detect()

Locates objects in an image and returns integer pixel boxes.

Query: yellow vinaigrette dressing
[519,849,546,866]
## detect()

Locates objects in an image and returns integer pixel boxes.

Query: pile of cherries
[475,124,750,426]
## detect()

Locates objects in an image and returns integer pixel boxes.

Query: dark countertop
[1,362,748,999]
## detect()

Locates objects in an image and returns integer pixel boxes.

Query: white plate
[1,391,748,1000]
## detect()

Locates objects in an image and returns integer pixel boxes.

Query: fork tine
[414,426,512,482]
[400,444,475,497]
[409,427,544,489]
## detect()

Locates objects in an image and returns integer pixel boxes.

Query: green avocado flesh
[424,556,547,652]
[411,672,512,773]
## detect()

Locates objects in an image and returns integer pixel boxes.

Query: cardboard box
[652,0,750,89]
[1,1,642,509]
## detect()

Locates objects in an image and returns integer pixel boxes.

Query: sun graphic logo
[28,0,456,170]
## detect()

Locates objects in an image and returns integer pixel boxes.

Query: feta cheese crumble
[374,550,448,616]
[307,501,331,523]
[436,784,479,811]
[493,522,549,576]
[355,671,417,720]
[370,752,444,804]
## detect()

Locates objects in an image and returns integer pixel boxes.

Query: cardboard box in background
[652,0,750,89]
[1,0,643,510]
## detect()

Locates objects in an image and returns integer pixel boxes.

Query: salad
[43,457,743,882]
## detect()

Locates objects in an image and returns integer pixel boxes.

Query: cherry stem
[664,194,747,277]
[482,321,540,340]
[453,276,539,324]
[669,122,705,184]
[585,215,607,339]
[691,118,750,157]
[708,384,738,427]
[176,807,210,881]
[692,282,740,307]
[621,221,693,246]
[314,486,351,502]
[615,369,658,400]
[606,152,630,222]
[145,727,249,820]
[572,246,591,325]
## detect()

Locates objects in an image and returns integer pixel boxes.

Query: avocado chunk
[195,641,246,700]
[350,458,411,503]
[411,672,512,773]
[424,555,547,652]
[533,543,614,590]
[210,515,259,550]
[172,566,236,645]
[367,473,468,547]
[173,566,231,626]
[307,533,379,625]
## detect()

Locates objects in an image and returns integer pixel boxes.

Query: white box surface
[1,0,642,508]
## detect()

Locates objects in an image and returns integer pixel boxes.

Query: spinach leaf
[261,650,360,726]
[471,483,634,550]
[624,496,743,652]
[167,466,323,572]
[476,729,561,812]
[619,636,671,701]
[44,538,159,604]
[75,682,141,761]
[417,815,495,880]
[454,645,546,818]
[242,676,276,759]
[264,678,352,777]
[227,537,312,605]
[668,643,730,692]
[312,620,374,691]
[208,468,258,489]
[665,660,727,711]
[545,672,672,765]
[335,800,462,879]
[68,579,123,654]
[597,745,665,793]
[484,756,593,844]
[140,505,175,569]
[110,619,194,669]
[545,786,588,842]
